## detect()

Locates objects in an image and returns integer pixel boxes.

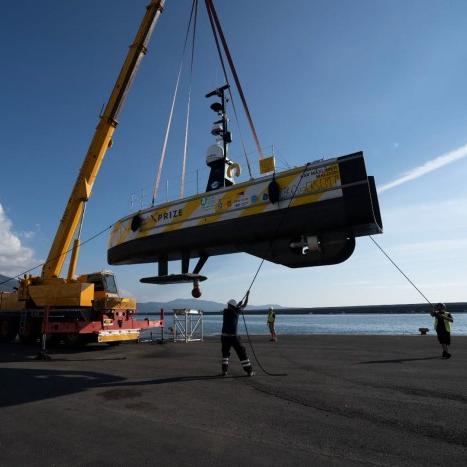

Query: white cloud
[378,142,467,193]
[19,230,36,240]
[393,238,467,254]
[0,202,36,276]
[381,198,467,240]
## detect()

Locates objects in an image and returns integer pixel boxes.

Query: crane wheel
[0,318,19,343]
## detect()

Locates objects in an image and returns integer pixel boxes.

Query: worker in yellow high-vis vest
[267,306,277,342]
[431,303,453,359]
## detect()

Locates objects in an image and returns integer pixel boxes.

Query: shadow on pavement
[357,356,440,364]
[0,342,120,363]
[0,367,125,408]
[0,366,239,409]
[109,374,245,387]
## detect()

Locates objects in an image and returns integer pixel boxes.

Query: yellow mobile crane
[0,0,166,345]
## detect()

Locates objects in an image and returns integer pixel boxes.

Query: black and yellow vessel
[108,85,382,297]
[109,152,382,264]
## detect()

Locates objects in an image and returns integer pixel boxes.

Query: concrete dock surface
[1,335,466,466]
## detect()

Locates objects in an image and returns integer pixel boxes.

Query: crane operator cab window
[86,273,119,296]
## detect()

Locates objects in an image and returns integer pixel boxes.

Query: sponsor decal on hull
[109,163,342,248]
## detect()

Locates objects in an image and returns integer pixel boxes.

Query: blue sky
[1,0,467,307]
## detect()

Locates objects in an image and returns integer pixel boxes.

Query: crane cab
[78,271,119,300]
[78,271,136,313]
[78,271,118,298]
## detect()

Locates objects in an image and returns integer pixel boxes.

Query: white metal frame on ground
[173,309,203,343]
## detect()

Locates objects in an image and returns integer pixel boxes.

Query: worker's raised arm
[238,290,250,309]
[438,311,453,322]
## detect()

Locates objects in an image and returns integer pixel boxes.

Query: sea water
[141,313,467,337]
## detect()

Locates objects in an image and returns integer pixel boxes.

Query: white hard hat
[227,299,237,307]
[269,306,274,311]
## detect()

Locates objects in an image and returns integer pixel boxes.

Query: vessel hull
[108,152,382,268]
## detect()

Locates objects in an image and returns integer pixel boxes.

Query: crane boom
[42,0,165,280]
[0,1,168,345]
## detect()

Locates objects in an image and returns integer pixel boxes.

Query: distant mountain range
[3,275,465,315]
[137,298,282,314]
[0,274,19,292]
[0,277,279,311]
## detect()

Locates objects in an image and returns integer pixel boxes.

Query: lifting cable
[205,0,257,177]
[239,186,435,376]
[151,0,197,205]
[369,235,434,309]
[180,0,199,198]
[205,0,264,160]
[238,163,312,377]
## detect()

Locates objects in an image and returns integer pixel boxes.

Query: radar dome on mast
[206,144,224,163]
